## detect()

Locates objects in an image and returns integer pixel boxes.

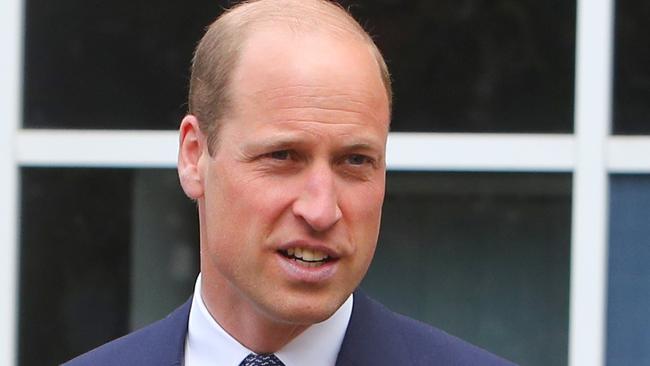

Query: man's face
[194,28,390,327]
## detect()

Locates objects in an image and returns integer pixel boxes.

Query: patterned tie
[239,353,286,366]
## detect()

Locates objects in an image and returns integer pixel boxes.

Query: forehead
[228,26,390,126]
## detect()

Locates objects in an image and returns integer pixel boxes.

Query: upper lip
[276,240,342,260]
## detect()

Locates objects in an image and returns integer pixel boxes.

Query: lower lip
[275,253,338,283]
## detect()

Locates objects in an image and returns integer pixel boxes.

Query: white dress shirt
[184,275,353,366]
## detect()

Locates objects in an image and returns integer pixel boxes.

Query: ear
[178,115,206,199]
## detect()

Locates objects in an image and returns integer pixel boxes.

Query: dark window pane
[363,172,572,366]
[346,0,576,132]
[607,175,650,365]
[19,168,198,365]
[24,0,575,132]
[23,0,232,129]
[613,1,650,134]
[19,168,132,365]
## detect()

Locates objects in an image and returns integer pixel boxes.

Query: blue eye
[269,150,290,160]
[347,154,370,165]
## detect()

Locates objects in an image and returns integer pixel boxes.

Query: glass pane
[607,175,650,365]
[24,0,576,133]
[346,0,576,133]
[19,168,198,365]
[22,0,230,129]
[613,1,650,134]
[363,172,572,366]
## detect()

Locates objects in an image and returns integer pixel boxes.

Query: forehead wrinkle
[258,93,383,115]
[249,85,382,102]
[277,112,385,134]
[270,118,384,140]
[247,89,387,126]
[269,118,378,128]
[275,106,372,120]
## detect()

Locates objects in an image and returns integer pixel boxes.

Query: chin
[265,292,348,326]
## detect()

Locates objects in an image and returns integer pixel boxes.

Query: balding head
[188,0,391,154]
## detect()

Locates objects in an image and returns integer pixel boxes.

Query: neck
[200,272,309,353]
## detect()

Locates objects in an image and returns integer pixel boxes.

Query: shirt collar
[185,274,353,366]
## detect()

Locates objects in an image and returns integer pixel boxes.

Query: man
[64,0,516,365]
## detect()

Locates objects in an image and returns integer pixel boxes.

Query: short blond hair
[188,0,392,154]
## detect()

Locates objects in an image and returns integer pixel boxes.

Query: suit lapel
[335,291,407,366]
[153,298,192,366]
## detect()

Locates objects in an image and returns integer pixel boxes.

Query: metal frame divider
[1,0,23,364]
[569,0,614,365]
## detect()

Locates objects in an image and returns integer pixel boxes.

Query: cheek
[342,182,385,239]
[202,170,254,250]
[355,179,385,217]
[343,187,382,280]
[219,175,297,240]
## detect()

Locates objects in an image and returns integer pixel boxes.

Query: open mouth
[278,247,332,268]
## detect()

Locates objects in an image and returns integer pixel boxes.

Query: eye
[346,154,372,166]
[267,150,291,160]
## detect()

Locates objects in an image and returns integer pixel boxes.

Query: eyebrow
[242,136,305,153]
[243,135,384,155]
[339,142,383,154]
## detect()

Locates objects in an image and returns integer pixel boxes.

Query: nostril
[334,205,342,222]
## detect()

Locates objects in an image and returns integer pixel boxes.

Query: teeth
[313,250,327,261]
[302,249,314,261]
[284,247,330,262]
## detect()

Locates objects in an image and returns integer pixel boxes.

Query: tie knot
[239,353,285,366]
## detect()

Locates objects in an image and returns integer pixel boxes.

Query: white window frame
[4,0,649,365]
[1,0,22,364]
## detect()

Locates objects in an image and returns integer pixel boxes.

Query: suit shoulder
[390,310,517,365]
[344,292,517,366]
[61,299,191,366]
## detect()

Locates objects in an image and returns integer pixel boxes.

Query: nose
[292,164,342,232]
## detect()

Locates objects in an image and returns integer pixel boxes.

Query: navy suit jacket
[63,291,517,365]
